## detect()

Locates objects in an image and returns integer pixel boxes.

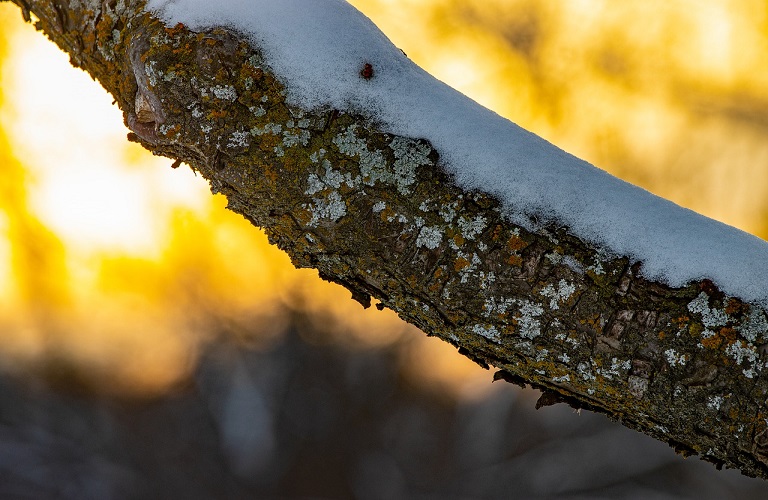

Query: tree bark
[7,0,768,479]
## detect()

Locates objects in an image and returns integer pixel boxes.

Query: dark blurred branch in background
[1,308,767,499]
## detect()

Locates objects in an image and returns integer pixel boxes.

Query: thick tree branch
[8,0,768,478]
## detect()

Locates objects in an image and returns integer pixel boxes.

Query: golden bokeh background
[0,0,767,397]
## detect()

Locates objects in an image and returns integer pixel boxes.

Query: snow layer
[147,0,768,307]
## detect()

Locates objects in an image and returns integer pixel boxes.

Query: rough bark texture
[7,0,768,479]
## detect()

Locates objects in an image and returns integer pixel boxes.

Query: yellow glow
[0,210,13,301]
[1,25,210,256]
[1,1,768,396]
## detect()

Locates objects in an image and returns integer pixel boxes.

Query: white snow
[146,0,768,307]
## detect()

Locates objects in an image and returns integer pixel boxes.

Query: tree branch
[8,0,768,478]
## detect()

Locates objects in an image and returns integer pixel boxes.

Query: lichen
[457,215,486,240]
[282,128,310,148]
[515,300,544,339]
[306,191,347,226]
[725,340,762,378]
[332,127,431,195]
[305,160,354,195]
[211,84,237,101]
[416,226,443,250]
[472,324,500,342]
[664,348,688,367]
[738,307,768,343]
[628,375,649,399]
[688,292,729,334]
[439,202,458,223]
[227,130,250,148]
[707,395,725,411]
[251,123,282,136]
[540,279,576,310]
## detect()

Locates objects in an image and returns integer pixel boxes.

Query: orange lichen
[700,327,737,350]
[507,234,528,251]
[379,206,396,221]
[165,22,187,36]
[454,257,470,271]
[725,298,749,316]
[507,254,522,266]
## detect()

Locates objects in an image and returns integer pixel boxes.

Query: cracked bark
[6,0,768,479]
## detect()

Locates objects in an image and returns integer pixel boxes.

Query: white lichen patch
[738,307,768,344]
[688,292,729,338]
[664,348,688,367]
[306,190,347,226]
[372,201,386,212]
[483,296,516,317]
[479,271,496,290]
[457,215,486,240]
[251,123,282,136]
[587,255,605,275]
[158,124,180,141]
[540,279,576,311]
[627,375,649,399]
[552,374,570,383]
[332,126,430,194]
[577,362,596,382]
[456,251,482,283]
[282,128,310,148]
[515,300,544,339]
[707,395,725,411]
[599,357,631,380]
[472,324,500,342]
[416,226,443,250]
[304,160,354,195]
[725,340,763,379]
[145,60,160,87]
[227,130,250,148]
[439,202,458,223]
[544,251,585,275]
[211,84,238,101]
[390,137,430,191]
[309,149,326,163]
[558,353,570,363]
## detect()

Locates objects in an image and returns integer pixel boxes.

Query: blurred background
[1,0,768,498]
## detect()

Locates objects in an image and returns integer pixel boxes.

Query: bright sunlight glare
[0,24,209,255]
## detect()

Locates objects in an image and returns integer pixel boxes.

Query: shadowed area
[1,310,767,499]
